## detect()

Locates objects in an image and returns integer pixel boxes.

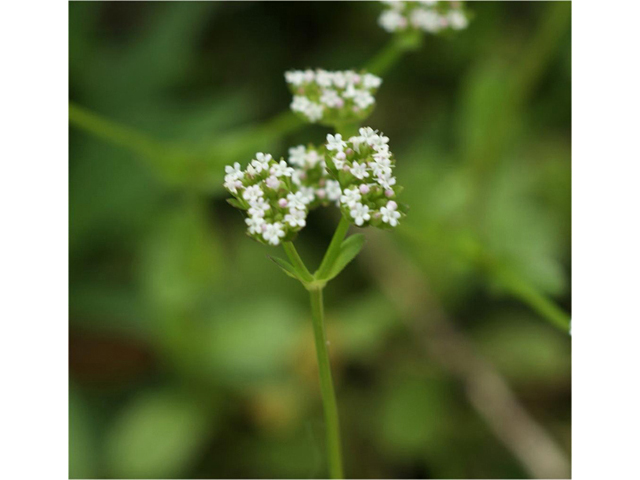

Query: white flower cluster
[285,69,382,125]
[379,1,469,34]
[224,152,310,246]
[288,144,342,209]
[324,127,405,229]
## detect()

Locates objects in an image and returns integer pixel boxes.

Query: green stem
[69,102,165,159]
[316,216,351,279]
[282,242,314,283]
[309,286,344,479]
[365,31,423,76]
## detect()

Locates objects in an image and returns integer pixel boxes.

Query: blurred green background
[69,2,571,478]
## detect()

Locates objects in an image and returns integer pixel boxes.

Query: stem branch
[316,216,351,279]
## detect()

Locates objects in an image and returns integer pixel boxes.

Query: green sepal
[321,234,365,281]
[226,198,245,210]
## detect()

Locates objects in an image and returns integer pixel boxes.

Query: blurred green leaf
[322,234,365,281]
[105,390,214,479]
[268,255,304,282]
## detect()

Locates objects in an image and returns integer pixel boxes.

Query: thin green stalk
[69,102,165,160]
[365,31,423,76]
[282,242,314,283]
[316,215,351,279]
[309,286,344,479]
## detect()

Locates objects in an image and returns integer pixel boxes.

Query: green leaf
[268,255,303,282]
[323,234,365,281]
[105,390,214,479]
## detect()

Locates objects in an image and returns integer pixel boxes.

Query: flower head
[378,1,470,35]
[285,69,382,126]
[324,128,406,229]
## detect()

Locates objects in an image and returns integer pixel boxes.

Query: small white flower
[285,208,307,228]
[223,178,242,194]
[265,175,281,190]
[248,197,270,217]
[299,186,316,204]
[411,8,442,32]
[371,156,392,177]
[380,200,401,227]
[379,9,407,32]
[263,222,286,246]
[362,73,382,89]
[285,70,306,86]
[316,69,333,88]
[288,145,307,167]
[291,95,311,112]
[224,162,244,181]
[340,187,362,208]
[325,180,342,202]
[369,133,389,149]
[326,133,347,152]
[271,159,294,178]
[350,161,370,180]
[353,89,375,109]
[377,171,397,190]
[305,102,324,122]
[306,149,321,168]
[320,88,344,108]
[250,152,272,173]
[350,202,371,226]
[245,215,265,234]
[359,127,377,143]
[332,71,347,88]
[287,191,308,210]
[242,184,264,203]
[448,10,468,30]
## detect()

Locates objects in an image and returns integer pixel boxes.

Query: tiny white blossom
[340,187,362,208]
[271,159,294,178]
[325,180,342,202]
[377,171,397,190]
[285,70,306,86]
[265,175,281,190]
[299,186,316,204]
[448,10,469,30]
[320,89,343,108]
[305,102,324,122]
[359,127,377,143]
[245,215,265,234]
[379,9,408,32]
[353,89,375,109]
[248,197,270,217]
[291,95,311,112]
[316,69,333,88]
[243,184,264,203]
[380,200,401,227]
[285,208,307,228]
[306,149,321,168]
[288,145,307,167]
[224,162,244,181]
[263,222,286,246]
[350,161,370,180]
[326,133,347,152]
[332,71,347,88]
[362,73,382,89]
[223,178,242,194]
[350,202,371,226]
[287,191,308,210]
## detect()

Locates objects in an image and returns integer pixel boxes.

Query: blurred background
[69,2,571,478]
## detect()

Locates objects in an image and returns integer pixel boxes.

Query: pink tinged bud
[336,98,344,108]
[345,148,353,155]
[336,151,346,160]
[387,200,398,210]
[373,212,381,219]
[278,198,288,208]
[359,184,370,194]
[299,172,307,180]
[342,165,351,172]
[316,189,326,199]
[261,224,268,232]
[385,189,394,198]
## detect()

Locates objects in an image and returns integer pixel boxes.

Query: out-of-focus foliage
[69,2,570,478]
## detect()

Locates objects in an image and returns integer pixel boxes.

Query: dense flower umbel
[324,127,406,229]
[379,1,469,34]
[224,153,309,246]
[285,69,382,126]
